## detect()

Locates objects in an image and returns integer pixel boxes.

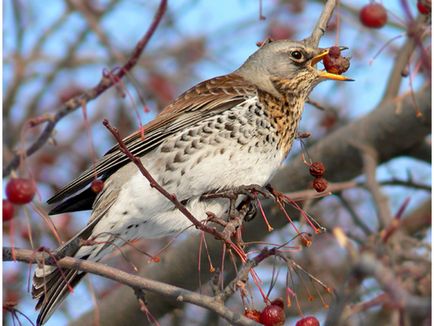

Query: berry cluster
[3,178,36,222]
[309,162,328,193]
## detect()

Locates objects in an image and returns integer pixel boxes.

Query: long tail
[31,216,102,325]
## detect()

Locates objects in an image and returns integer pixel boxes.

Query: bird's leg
[201,184,272,201]
[237,198,257,222]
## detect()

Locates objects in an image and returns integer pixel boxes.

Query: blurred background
[3,0,431,325]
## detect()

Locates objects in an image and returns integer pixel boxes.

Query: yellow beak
[311,47,354,81]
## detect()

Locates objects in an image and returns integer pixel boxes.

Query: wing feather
[47,74,256,205]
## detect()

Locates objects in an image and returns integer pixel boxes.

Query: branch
[352,142,392,229]
[354,253,431,317]
[304,0,337,47]
[3,0,167,177]
[3,247,259,326]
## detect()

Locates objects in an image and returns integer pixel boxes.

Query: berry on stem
[259,303,285,326]
[91,179,104,193]
[313,177,328,193]
[6,178,36,204]
[3,199,15,222]
[296,316,320,326]
[309,162,326,178]
[359,3,388,29]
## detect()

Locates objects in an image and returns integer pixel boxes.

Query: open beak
[310,46,354,81]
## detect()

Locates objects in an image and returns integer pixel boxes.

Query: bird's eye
[290,51,303,60]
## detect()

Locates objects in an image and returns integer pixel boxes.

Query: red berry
[90,179,104,193]
[270,298,284,309]
[327,46,341,58]
[259,304,285,326]
[359,3,388,28]
[296,316,320,326]
[313,177,328,193]
[91,179,104,193]
[309,162,326,177]
[417,1,431,14]
[323,50,350,75]
[3,200,15,222]
[6,178,36,204]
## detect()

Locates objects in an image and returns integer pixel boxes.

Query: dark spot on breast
[202,125,213,134]
[174,140,184,149]
[217,117,224,124]
[188,129,197,137]
[237,137,248,145]
[180,169,186,176]
[123,211,128,215]
[181,199,188,205]
[224,123,234,131]
[127,224,134,229]
[191,139,201,148]
[165,162,176,171]
[184,145,194,155]
[219,148,225,154]
[174,152,185,163]
[160,145,171,153]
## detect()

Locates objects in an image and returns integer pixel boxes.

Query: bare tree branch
[304,0,337,47]
[3,0,167,177]
[3,247,259,326]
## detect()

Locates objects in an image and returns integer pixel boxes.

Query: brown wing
[47,74,256,205]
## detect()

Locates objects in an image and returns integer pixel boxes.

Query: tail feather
[33,268,86,325]
[32,215,104,325]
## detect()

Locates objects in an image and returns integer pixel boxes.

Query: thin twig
[3,247,259,326]
[304,0,337,47]
[3,0,168,176]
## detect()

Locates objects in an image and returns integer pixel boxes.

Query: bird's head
[235,39,352,98]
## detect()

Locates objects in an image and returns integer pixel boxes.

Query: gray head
[235,39,349,98]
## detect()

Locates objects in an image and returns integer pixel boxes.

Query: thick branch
[3,247,259,326]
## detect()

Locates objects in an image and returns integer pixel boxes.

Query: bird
[32,39,350,324]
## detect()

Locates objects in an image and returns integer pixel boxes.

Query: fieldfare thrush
[32,39,350,324]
